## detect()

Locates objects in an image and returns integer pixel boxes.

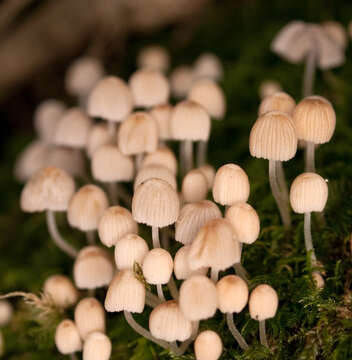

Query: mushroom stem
[70,354,78,360]
[234,263,249,285]
[135,153,144,172]
[184,140,193,174]
[304,212,317,266]
[107,121,116,140]
[268,160,291,227]
[303,48,316,97]
[179,321,199,354]
[259,320,269,348]
[86,230,95,245]
[161,229,170,250]
[197,140,207,167]
[87,289,95,297]
[305,141,316,172]
[277,162,289,205]
[107,182,119,205]
[152,226,161,248]
[179,142,186,178]
[123,310,181,354]
[226,313,249,351]
[210,268,219,283]
[46,210,78,258]
[116,183,132,207]
[156,284,166,301]
[167,276,179,300]
[146,290,162,307]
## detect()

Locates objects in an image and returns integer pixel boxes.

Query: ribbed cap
[249,284,278,321]
[149,104,173,140]
[182,169,208,203]
[43,274,78,308]
[194,330,223,360]
[170,66,194,99]
[86,124,111,158]
[193,53,223,81]
[134,164,176,191]
[258,91,296,116]
[289,172,328,213]
[137,45,170,72]
[249,111,297,161]
[142,147,177,175]
[142,248,173,285]
[55,319,82,354]
[174,245,208,280]
[83,332,112,360]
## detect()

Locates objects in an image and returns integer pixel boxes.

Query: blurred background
[1,0,352,359]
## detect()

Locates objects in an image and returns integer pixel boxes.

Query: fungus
[194,330,223,360]
[181,169,208,203]
[43,275,78,308]
[83,332,112,360]
[55,319,82,355]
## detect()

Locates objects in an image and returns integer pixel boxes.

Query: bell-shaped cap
[249,111,297,161]
[92,145,134,183]
[212,164,250,206]
[312,271,325,289]
[188,79,226,120]
[68,185,109,231]
[73,246,114,289]
[88,76,133,122]
[249,284,278,321]
[179,275,218,321]
[149,104,173,140]
[86,124,111,158]
[65,57,104,97]
[114,233,149,270]
[104,270,145,313]
[20,166,75,212]
[170,66,194,99]
[322,21,347,50]
[142,248,173,285]
[258,91,296,116]
[149,300,192,342]
[216,275,248,314]
[290,172,328,213]
[292,96,336,144]
[197,164,216,189]
[188,218,241,272]
[54,108,92,148]
[142,146,177,175]
[118,112,158,155]
[129,69,170,108]
[259,80,282,100]
[83,332,112,360]
[174,245,208,280]
[34,99,66,143]
[74,297,106,340]
[194,330,223,360]
[175,200,221,245]
[137,45,170,72]
[43,274,78,308]
[132,178,180,227]
[193,53,223,81]
[98,206,138,248]
[55,319,82,354]
[134,164,176,191]
[182,169,208,203]
[170,100,211,141]
[225,202,260,244]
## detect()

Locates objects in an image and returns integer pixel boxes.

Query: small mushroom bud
[43,274,78,308]
[55,319,82,355]
[194,330,223,360]
[74,297,105,340]
[170,66,194,99]
[83,332,112,360]
[258,91,296,116]
[182,169,208,203]
[193,53,223,81]
[0,300,13,326]
[312,272,325,289]
[137,45,170,72]
[259,80,282,99]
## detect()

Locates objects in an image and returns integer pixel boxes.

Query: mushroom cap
[88,76,133,122]
[249,284,278,321]
[258,91,296,116]
[188,79,226,119]
[149,103,173,140]
[179,275,218,321]
[118,111,158,155]
[65,57,104,97]
[249,111,297,161]
[98,206,138,248]
[55,319,82,355]
[74,297,106,340]
[181,169,208,203]
[54,108,92,148]
[142,248,173,285]
[259,80,282,100]
[216,275,248,314]
[149,300,192,342]
[292,96,336,144]
[86,124,112,158]
[174,245,208,280]
[225,202,260,244]
[188,218,241,272]
[92,145,134,183]
[197,164,216,189]
[212,163,250,206]
[43,274,78,308]
[34,99,66,143]
[114,233,149,270]
[68,185,109,231]
[170,66,194,99]
[194,330,223,360]
[104,270,145,313]
[20,166,75,212]
[175,200,222,245]
[73,246,114,289]
[193,53,223,81]
[289,172,328,213]
[83,332,112,360]
[0,300,13,327]
[322,21,347,50]
[142,147,177,175]
[312,271,325,289]
[132,178,180,227]
[134,164,176,191]
[129,69,170,108]
[137,45,170,72]
[170,100,211,141]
